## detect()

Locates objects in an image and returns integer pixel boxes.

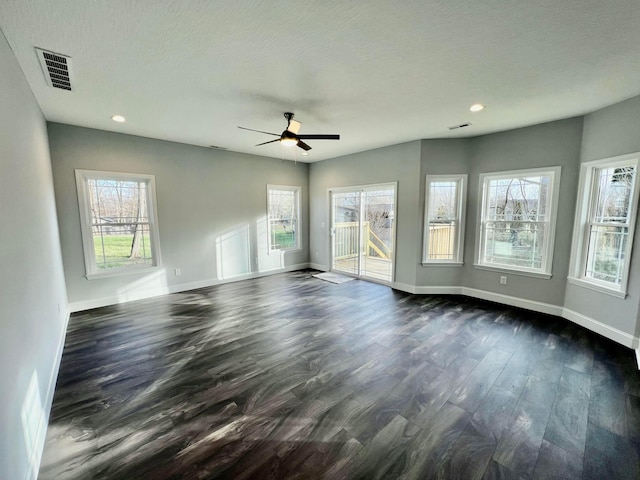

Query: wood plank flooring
[39,270,640,479]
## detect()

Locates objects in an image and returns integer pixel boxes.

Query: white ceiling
[2,1,640,162]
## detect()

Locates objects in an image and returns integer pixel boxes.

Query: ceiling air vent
[448,122,472,130]
[35,48,73,91]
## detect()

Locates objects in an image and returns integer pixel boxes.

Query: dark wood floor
[40,270,640,480]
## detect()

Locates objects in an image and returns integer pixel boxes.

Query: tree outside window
[76,170,160,277]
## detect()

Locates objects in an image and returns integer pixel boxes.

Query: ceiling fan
[238,112,340,151]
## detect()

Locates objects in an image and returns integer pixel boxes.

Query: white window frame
[267,185,301,252]
[422,174,467,265]
[568,152,640,298]
[75,169,161,279]
[475,166,561,278]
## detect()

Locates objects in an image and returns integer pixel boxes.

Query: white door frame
[328,182,398,284]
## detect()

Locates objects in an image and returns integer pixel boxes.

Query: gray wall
[462,118,584,306]
[564,96,640,336]
[309,141,421,286]
[0,34,68,480]
[48,124,309,310]
[417,139,471,287]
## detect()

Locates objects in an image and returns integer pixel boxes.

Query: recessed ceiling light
[469,104,485,112]
[111,115,126,123]
[302,151,309,156]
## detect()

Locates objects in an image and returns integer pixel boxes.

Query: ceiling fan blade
[288,120,302,134]
[255,139,280,146]
[238,126,279,136]
[297,141,312,151]
[297,134,340,140]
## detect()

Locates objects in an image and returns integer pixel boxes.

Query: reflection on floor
[40,270,640,479]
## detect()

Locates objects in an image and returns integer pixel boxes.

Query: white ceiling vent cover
[35,48,73,91]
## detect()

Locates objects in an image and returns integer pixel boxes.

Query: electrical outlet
[174,268,181,276]
[500,275,507,285]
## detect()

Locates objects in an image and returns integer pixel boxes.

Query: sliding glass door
[330,183,396,283]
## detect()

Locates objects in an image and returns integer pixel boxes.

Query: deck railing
[427,224,455,259]
[334,222,454,261]
[334,222,391,260]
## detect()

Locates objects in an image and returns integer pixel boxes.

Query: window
[568,153,640,297]
[423,174,467,263]
[75,170,161,278]
[267,185,301,251]
[476,167,561,277]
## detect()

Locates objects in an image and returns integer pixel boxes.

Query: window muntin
[477,167,560,275]
[423,175,467,263]
[267,185,301,251]
[569,155,639,295]
[76,170,160,277]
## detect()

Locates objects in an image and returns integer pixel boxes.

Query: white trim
[562,308,639,349]
[328,182,398,284]
[566,276,627,299]
[69,263,311,312]
[309,262,329,271]
[420,262,463,267]
[568,152,640,297]
[26,307,71,480]
[475,166,561,277]
[392,282,416,294]
[75,169,162,277]
[423,174,467,264]
[461,287,563,316]
[635,348,640,370]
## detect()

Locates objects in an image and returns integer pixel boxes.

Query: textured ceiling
[1,0,640,162]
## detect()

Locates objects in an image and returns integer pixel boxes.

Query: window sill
[421,262,463,267]
[473,264,552,279]
[269,247,302,254]
[86,265,160,280]
[567,277,627,299]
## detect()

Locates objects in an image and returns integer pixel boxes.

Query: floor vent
[36,48,73,91]
[448,122,471,130]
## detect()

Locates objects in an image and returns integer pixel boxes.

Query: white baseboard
[462,287,564,317]
[69,263,311,312]
[26,307,71,480]
[562,308,639,349]
[392,282,463,295]
[309,263,328,271]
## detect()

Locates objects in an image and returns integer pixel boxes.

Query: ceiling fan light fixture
[280,131,298,147]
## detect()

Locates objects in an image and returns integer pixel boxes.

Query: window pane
[483,221,546,269]
[268,188,299,250]
[593,166,635,223]
[428,222,457,260]
[86,178,154,270]
[585,225,628,285]
[426,179,461,261]
[480,172,554,272]
[93,224,153,269]
[487,175,549,222]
